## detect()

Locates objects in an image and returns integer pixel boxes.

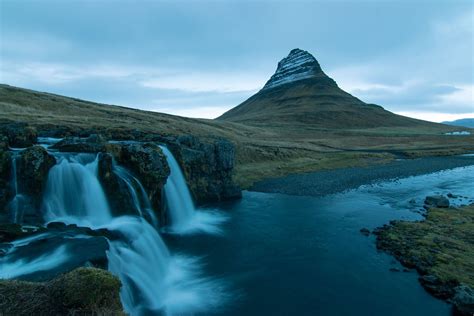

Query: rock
[0,123,37,147]
[107,142,170,214]
[167,136,242,204]
[0,223,24,242]
[0,144,12,218]
[452,285,474,316]
[424,195,450,208]
[17,146,56,223]
[51,134,107,153]
[389,268,400,272]
[97,152,138,216]
[360,228,370,236]
[0,267,124,315]
[419,274,457,299]
[447,193,458,198]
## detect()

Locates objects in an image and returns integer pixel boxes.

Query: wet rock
[419,274,457,299]
[360,228,370,236]
[167,135,242,204]
[447,193,458,198]
[424,195,450,208]
[0,123,37,148]
[17,146,56,223]
[0,223,24,242]
[452,285,474,316]
[97,152,137,216]
[107,142,170,213]
[389,268,400,272]
[0,144,12,217]
[51,134,107,153]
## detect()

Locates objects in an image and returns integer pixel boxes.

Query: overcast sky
[1,0,473,122]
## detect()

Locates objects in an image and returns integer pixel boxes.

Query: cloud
[151,105,233,119]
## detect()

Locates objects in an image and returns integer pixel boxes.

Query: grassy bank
[375,204,474,315]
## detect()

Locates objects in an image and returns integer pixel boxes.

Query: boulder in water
[452,285,474,316]
[424,195,450,208]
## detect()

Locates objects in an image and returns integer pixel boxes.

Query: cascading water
[160,145,227,234]
[43,154,112,227]
[38,150,224,315]
[159,146,195,231]
[113,164,158,227]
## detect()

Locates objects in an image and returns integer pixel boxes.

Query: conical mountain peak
[262,48,326,90]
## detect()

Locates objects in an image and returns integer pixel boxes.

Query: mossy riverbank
[375,204,474,315]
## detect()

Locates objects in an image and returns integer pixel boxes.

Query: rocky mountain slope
[218,49,444,130]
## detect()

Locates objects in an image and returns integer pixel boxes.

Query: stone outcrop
[452,285,474,316]
[0,123,37,148]
[51,134,107,153]
[0,137,12,219]
[106,142,170,214]
[17,146,56,222]
[166,135,241,204]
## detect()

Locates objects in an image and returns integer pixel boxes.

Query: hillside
[218,49,444,130]
[442,118,474,128]
[1,50,474,188]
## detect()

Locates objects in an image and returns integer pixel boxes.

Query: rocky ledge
[374,202,474,316]
[165,135,242,204]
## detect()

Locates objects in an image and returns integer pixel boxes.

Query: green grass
[377,204,474,288]
[2,83,474,187]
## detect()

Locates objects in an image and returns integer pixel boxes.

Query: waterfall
[159,146,195,232]
[43,154,112,227]
[113,164,158,227]
[160,146,227,234]
[7,152,31,224]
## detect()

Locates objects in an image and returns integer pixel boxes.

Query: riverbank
[374,204,474,316]
[251,155,474,196]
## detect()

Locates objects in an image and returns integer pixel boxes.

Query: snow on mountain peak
[262,49,324,91]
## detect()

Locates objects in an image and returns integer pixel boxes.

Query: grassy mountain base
[1,84,474,188]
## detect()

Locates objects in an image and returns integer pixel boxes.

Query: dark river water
[165,165,474,316]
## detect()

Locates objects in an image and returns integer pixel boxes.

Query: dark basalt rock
[106,142,170,214]
[97,152,138,217]
[167,135,242,205]
[0,140,12,219]
[0,123,37,148]
[452,285,474,316]
[51,134,107,153]
[424,195,450,208]
[17,146,56,223]
[359,228,370,236]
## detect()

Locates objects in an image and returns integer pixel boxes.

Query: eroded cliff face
[165,135,242,205]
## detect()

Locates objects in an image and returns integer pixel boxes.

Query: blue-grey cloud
[0,0,472,120]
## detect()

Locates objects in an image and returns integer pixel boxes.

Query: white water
[160,146,227,234]
[38,151,223,315]
[43,154,112,227]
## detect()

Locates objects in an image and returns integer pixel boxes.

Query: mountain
[442,118,474,128]
[217,49,439,129]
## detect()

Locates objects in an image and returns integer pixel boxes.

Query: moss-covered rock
[51,134,107,153]
[374,203,474,315]
[0,267,124,315]
[0,123,37,148]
